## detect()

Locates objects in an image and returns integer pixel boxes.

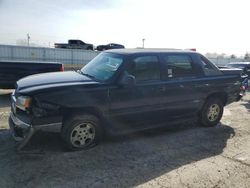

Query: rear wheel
[199,98,224,127]
[61,114,103,151]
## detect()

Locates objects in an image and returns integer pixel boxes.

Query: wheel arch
[61,106,106,124]
[205,92,228,106]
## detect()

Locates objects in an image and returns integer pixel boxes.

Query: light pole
[27,33,30,46]
[142,38,145,48]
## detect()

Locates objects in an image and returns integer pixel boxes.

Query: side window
[163,55,195,79]
[200,55,221,76]
[128,56,160,82]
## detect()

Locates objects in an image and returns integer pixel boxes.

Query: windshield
[80,53,124,81]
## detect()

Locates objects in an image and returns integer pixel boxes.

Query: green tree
[230,54,236,59]
[244,52,250,60]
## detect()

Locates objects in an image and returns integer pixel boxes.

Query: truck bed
[0,60,64,89]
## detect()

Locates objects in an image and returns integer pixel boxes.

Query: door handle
[195,83,210,88]
[158,86,166,92]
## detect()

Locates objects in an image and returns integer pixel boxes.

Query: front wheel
[61,114,103,151]
[199,98,224,127]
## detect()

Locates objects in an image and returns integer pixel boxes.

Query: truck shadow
[240,95,250,112]
[241,100,250,111]
[0,123,235,187]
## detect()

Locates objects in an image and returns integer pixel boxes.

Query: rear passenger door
[159,54,203,119]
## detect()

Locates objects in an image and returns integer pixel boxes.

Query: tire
[61,114,103,151]
[87,46,93,50]
[199,98,224,127]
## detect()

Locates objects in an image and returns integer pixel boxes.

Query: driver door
[108,55,167,132]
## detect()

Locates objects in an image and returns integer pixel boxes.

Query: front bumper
[9,111,63,150]
[9,112,35,150]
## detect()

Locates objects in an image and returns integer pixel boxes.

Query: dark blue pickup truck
[0,60,64,89]
[9,49,243,150]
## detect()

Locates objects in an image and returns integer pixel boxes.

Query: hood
[16,71,97,92]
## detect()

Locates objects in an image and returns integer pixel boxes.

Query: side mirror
[120,74,136,87]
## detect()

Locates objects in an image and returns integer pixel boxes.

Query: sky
[0,0,249,55]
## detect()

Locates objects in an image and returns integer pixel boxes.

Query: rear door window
[162,55,196,79]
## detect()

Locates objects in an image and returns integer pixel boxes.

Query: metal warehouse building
[0,44,100,70]
[0,44,242,68]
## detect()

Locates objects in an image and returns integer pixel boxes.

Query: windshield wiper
[77,70,97,80]
[82,73,96,79]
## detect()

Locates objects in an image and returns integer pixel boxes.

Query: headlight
[16,96,32,111]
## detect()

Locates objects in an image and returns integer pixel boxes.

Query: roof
[105,48,198,55]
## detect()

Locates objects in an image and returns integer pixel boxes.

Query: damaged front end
[9,91,62,150]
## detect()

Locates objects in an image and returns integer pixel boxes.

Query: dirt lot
[0,89,250,188]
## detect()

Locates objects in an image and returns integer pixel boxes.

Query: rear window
[200,55,222,76]
[162,55,196,79]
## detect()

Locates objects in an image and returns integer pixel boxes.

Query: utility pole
[142,38,145,48]
[27,33,30,46]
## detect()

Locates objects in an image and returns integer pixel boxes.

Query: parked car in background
[9,49,243,151]
[227,62,250,77]
[0,60,64,89]
[55,39,94,50]
[96,43,125,51]
[218,65,249,96]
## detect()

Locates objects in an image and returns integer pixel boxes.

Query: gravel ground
[0,89,250,188]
